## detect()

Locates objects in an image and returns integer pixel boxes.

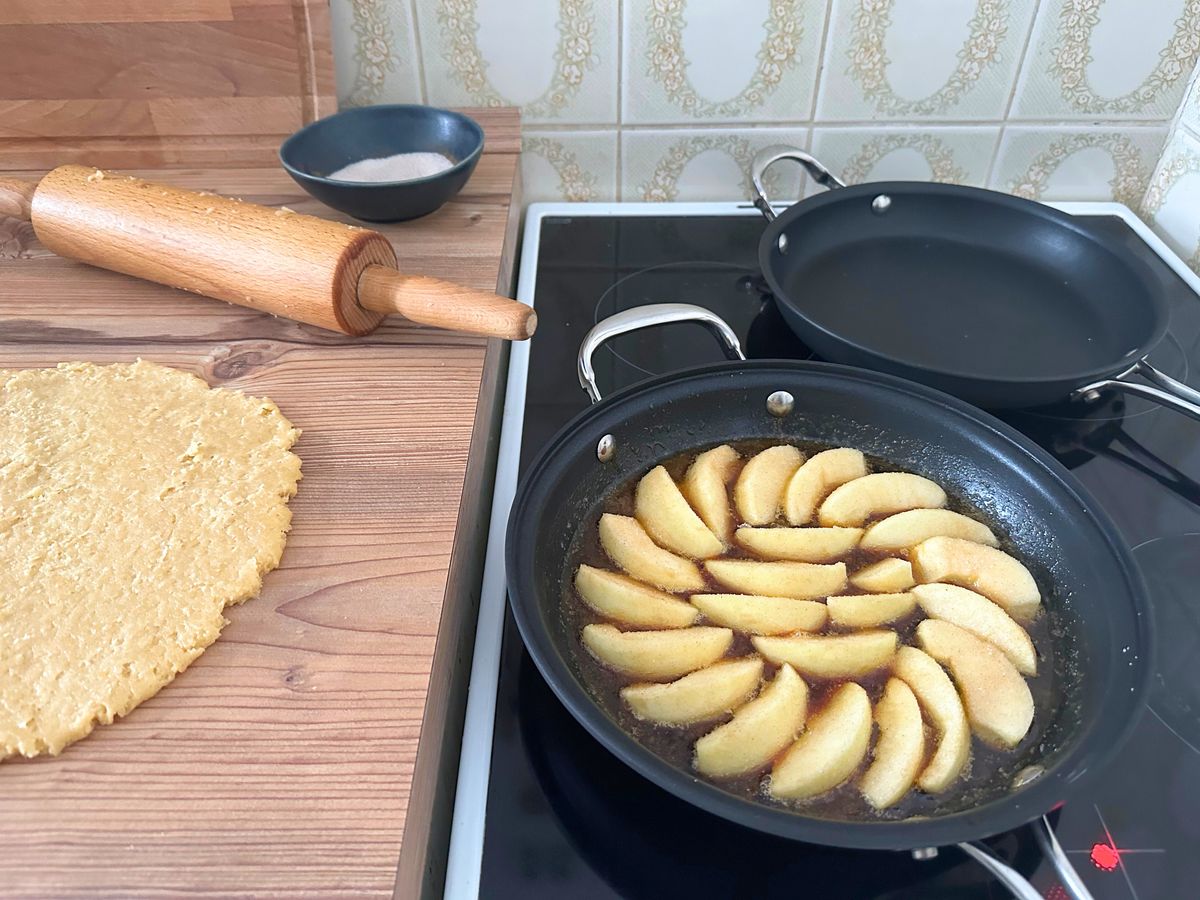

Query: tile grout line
[808,0,837,122]
[616,0,625,200]
[985,1,1042,187]
[409,0,430,105]
[520,118,1172,132]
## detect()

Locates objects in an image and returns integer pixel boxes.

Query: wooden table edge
[394,161,524,899]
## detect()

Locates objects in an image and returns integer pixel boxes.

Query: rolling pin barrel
[4,165,534,340]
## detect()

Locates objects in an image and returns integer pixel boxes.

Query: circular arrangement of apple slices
[574,444,1043,810]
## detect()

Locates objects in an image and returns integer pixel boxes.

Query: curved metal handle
[1072,358,1200,422]
[577,303,745,403]
[1033,815,1095,900]
[956,842,1044,900]
[750,145,846,223]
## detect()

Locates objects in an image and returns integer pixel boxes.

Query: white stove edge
[441,200,1200,899]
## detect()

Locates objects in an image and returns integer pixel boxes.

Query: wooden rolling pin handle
[357,265,537,341]
[0,176,37,221]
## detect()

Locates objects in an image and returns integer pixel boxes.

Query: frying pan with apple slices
[506,304,1152,891]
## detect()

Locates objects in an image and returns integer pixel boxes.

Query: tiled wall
[331,0,1200,254]
[1144,68,1200,270]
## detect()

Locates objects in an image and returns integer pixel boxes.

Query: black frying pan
[506,304,1152,898]
[750,147,1200,420]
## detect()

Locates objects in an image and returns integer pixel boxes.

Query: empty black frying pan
[750,147,1200,419]
[506,304,1152,899]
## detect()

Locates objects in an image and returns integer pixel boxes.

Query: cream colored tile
[1144,130,1200,271]
[414,0,618,124]
[620,128,810,201]
[621,0,828,124]
[1010,0,1200,120]
[1179,69,1200,139]
[331,0,423,106]
[805,127,998,194]
[990,126,1167,207]
[522,131,618,202]
[814,0,1038,121]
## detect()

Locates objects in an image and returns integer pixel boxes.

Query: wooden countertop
[0,109,522,899]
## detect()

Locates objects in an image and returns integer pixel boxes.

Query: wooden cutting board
[0,0,336,169]
[0,110,522,899]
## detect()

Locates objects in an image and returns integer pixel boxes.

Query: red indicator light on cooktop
[1091,842,1121,871]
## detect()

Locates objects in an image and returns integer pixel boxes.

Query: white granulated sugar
[327,152,456,183]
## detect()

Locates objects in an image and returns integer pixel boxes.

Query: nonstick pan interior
[506,360,1152,850]
[759,183,1169,408]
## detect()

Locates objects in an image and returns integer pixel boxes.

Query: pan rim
[758,181,1171,391]
[505,359,1154,850]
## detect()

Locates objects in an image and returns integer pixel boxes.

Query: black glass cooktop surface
[478,213,1200,899]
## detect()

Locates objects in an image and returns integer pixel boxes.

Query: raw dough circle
[1,361,301,759]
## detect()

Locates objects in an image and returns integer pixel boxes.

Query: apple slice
[913,583,1037,676]
[911,536,1041,622]
[622,657,763,725]
[818,472,947,527]
[784,448,868,525]
[735,525,863,562]
[861,509,998,552]
[694,663,808,777]
[690,593,828,635]
[770,683,872,800]
[850,558,916,593]
[734,445,804,525]
[752,631,897,679]
[826,592,916,628]
[859,678,925,809]
[681,444,740,543]
[917,620,1035,748]
[893,646,970,794]
[704,558,847,600]
[599,513,704,592]
[582,624,732,680]
[575,565,699,629]
[635,465,724,559]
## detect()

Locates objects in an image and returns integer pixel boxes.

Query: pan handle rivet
[777,234,789,254]
[871,194,892,214]
[912,848,938,861]
[597,433,616,462]
[766,390,795,417]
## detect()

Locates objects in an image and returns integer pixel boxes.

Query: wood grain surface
[0,109,522,899]
[0,0,335,168]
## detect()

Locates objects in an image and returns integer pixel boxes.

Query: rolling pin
[0,166,536,340]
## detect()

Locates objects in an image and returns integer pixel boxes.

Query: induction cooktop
[446,202,1200,900]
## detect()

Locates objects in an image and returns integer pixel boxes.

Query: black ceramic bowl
[279,105,484,222]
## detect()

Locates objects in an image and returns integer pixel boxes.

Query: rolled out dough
[1,360,301,759]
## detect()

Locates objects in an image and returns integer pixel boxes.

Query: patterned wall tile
[805,127,999,195]
[622,0,828,124]
[990,126,1166,206]
[1010,0,1200,120]
[621,127,811,201]
[414,0,618,124]
[1144,129,1200,270]
[815,0,1039,121]
[331,0,424,106]
[522,130,619,201]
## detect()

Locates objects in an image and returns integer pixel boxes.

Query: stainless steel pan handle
[955,841,1046,900]
[1072,358,1200,422]
[751,145,846,223]
[1034,814,1095,900]
[577,303,745,403]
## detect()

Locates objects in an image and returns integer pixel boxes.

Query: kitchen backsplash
[331,0,1200,266]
